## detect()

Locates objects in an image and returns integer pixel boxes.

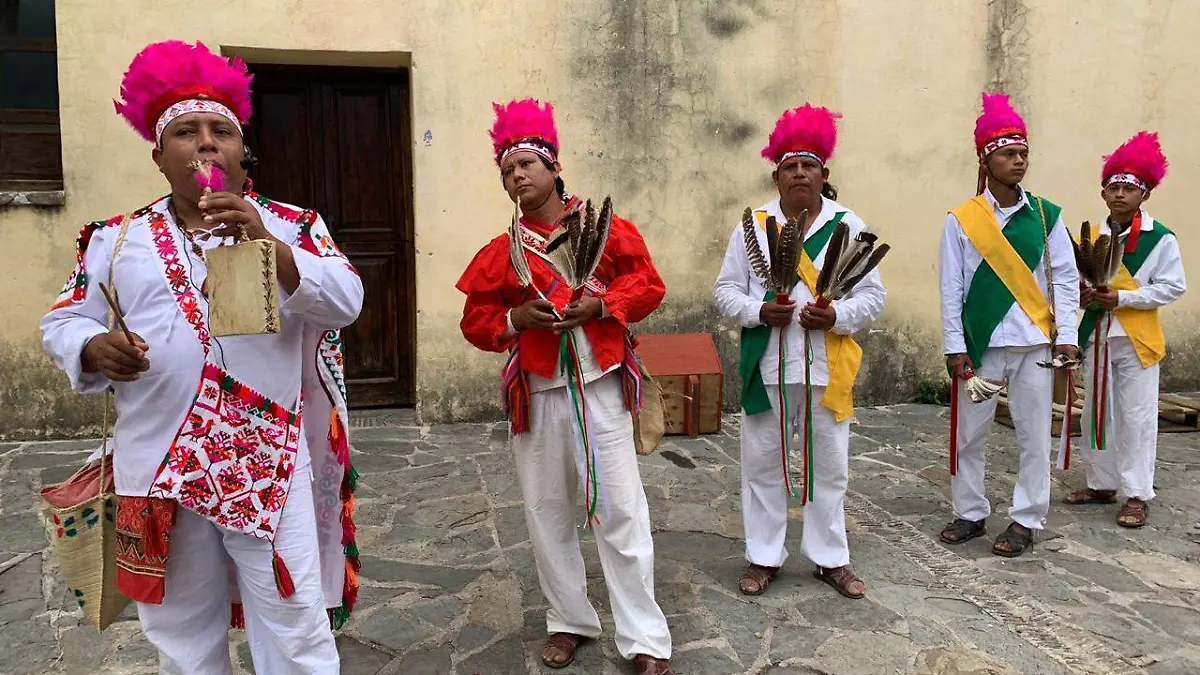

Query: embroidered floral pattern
[148,214,212,353]
[151,363,302,541]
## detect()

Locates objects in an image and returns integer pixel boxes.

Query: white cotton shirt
[41,197,364,496]
[939,186,1081,356]
[713,197,886,386]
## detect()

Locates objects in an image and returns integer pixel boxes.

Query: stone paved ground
[2,404,1199,675]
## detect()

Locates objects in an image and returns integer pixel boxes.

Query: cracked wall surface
[2,1,1199,437]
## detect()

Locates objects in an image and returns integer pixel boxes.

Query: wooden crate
[635,334,724,437]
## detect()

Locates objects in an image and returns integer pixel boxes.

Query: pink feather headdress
[114,40,254,144]
[761,104,840,166]
[490,99,559,166]
[974,92,1027,157]
[1102,131,1168,191]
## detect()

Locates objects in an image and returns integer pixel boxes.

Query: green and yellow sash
[1079,220,1171,367]
[952,194,1061,368]
[740,210,860,422]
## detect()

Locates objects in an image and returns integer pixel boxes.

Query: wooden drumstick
[97,282,136,345]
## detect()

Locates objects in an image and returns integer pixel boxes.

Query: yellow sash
[1087,230,1166,367]
[754,211,861,422]
[951,196,1054,340]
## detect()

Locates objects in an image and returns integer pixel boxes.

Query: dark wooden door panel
[250,86,317,208]
[247,65,415,407]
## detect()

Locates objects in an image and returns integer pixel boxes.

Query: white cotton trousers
[136,474,340,675]
[1081,336,1159,501]
[739,385,850,569]
[511,373,672,661]
[951,345,1052,530]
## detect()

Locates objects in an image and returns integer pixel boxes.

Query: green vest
[1079,220,1172,349]
[959,195,1062,369]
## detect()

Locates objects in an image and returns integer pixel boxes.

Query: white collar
[762,196,838,242]
[1102,209,1155,236]
[983,184,1028,212]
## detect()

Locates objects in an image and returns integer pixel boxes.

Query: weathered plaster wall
[2,0,1198,437]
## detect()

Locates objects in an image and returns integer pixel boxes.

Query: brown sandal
[633,654,675,675]
[1117,499,1148,528]
[1064,488,1118,505]
[738,564,779,596]
[813,566,866,599]
[541,633,584,669]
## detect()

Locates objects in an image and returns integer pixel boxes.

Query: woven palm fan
[508,199,561,318]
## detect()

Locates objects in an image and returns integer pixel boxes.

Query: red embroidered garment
[456,210,665,376]
[115,496,177,604]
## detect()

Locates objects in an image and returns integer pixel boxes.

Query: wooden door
[246,65,415,407]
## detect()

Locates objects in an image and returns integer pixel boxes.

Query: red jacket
[456,211,665,378]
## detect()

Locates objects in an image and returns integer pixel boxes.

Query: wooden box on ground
[634,334,724,437]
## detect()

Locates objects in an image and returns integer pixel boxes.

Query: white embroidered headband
[499,140,558,166]
[1104,173,1148,191]
[981,134,1028,157]
[155,98,242,145]
[777,150,823,167]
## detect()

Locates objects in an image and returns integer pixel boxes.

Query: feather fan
[542,196,614,291]
[813,224,890,307]
[741,208,769,280]
[1072,220,1124,289]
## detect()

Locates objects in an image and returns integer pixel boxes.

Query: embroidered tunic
[41,193,364,620]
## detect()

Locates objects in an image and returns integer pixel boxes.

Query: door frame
[244,62,417,408]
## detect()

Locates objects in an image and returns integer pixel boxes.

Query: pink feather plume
[761,104,840,165]
[114,40,254,143]
[193,162,226,193]
[1102,131,1168,190]
[974,92,1027,155]
[489,99,559,165]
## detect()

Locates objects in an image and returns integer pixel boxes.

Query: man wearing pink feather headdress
[938,93,1080,557]
[41,41,364,673]
[714,104,886,600]
[1063,131,1186,529]
[456,99,674,674]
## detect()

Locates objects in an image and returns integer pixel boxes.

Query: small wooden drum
[206,239,281,337]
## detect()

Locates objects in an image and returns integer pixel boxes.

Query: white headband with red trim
[499,140,557,166]
[155,99,242,145]
[777,150,823,167]
[1104,173,1148,191]
[981,134,1028,157]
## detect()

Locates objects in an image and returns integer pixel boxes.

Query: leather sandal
[813,565,866,599]
[940,518,986,544]
[541,633,583,669]
[992,522,1033,558]
[1064,488,1118,505]
[1117,499,1148,528]
[633,654,675,675]
[738,564,779,596]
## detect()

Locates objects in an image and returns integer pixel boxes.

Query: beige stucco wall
[2,0,1197,437]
